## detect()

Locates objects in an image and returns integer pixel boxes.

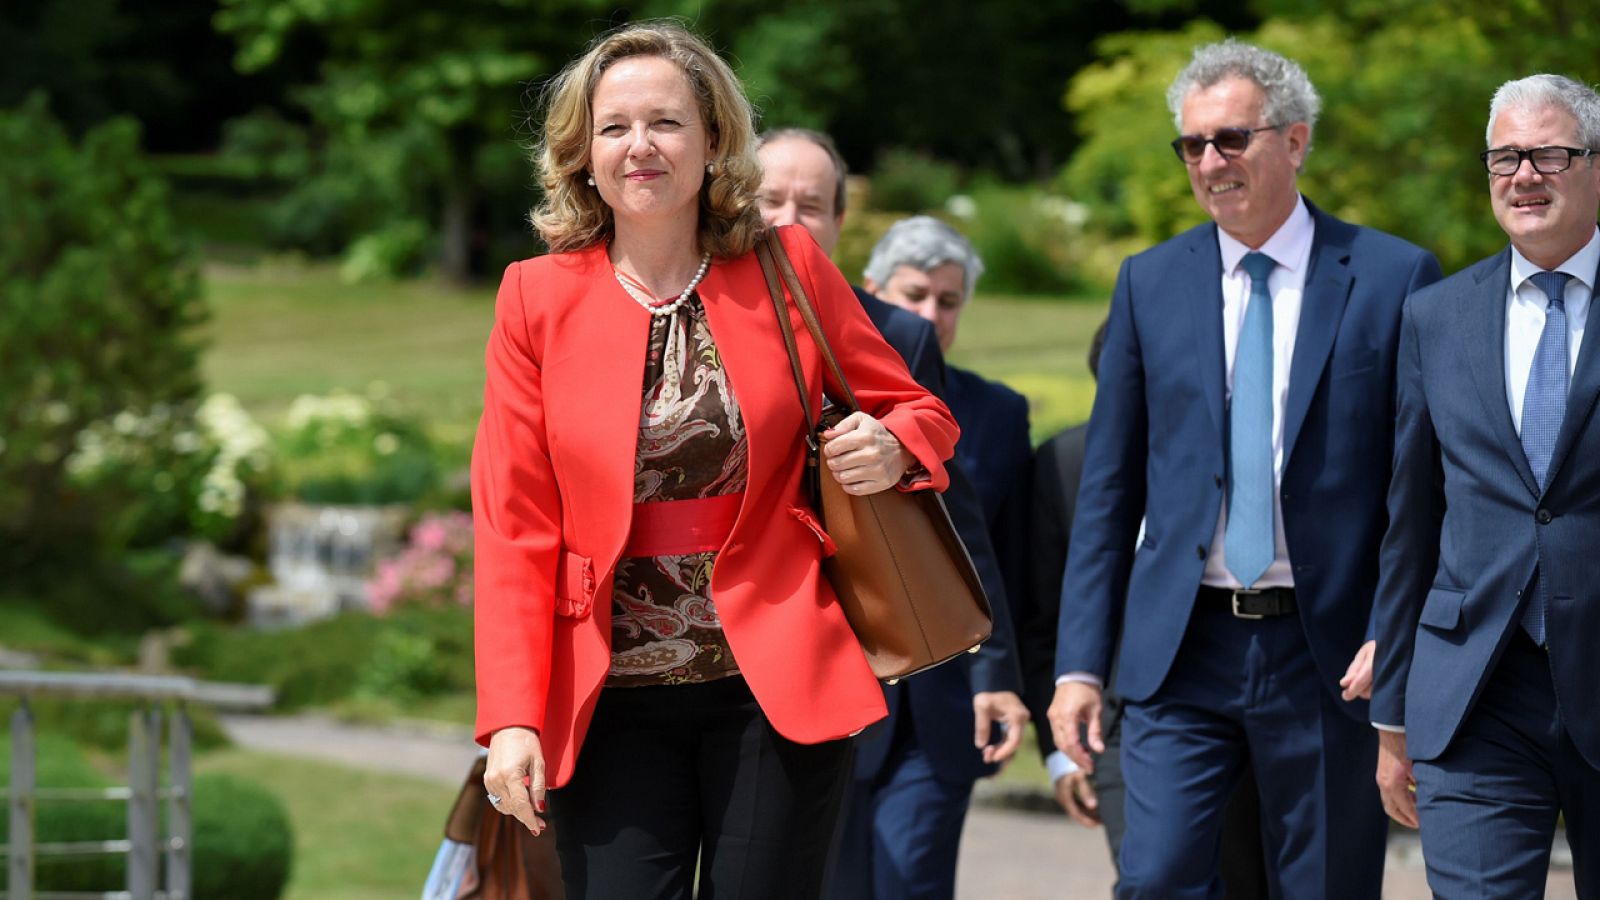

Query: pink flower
[365,512,475,614]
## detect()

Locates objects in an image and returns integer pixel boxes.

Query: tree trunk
[439,177,473,284]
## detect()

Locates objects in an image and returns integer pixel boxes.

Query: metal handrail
[0,673,273,709]
[2,671,274,900]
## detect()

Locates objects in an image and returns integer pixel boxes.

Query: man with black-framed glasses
[1372,73,1600,895]
[1048,39,1440,897]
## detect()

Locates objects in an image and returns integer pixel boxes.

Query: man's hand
[1375,728,1418,828]
[972,691,1029,764]
[1055,770,1103,828]
[1048,681,1104,773]
[1340,639,1377,701]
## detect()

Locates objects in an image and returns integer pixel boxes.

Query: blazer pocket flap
[1334,348,1379,378]
[554,550,596,618]
[789,506,837,557]
[1418,585,1466,631]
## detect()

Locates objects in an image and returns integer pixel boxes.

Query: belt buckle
[1231,588,1265,620]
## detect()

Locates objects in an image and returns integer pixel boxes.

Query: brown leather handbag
[754,231,992,683]
[441,755,564,900]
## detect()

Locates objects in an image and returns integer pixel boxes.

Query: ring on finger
[486,791,503,807]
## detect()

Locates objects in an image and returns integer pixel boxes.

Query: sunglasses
[1170,123,1286,164]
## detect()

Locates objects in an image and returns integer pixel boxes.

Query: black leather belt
[1198,585,1297,619]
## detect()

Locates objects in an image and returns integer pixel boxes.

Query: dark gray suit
[1373,244,1600,894]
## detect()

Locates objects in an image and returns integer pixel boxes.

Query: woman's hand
[820,412,917,494]
[484,726,548,836]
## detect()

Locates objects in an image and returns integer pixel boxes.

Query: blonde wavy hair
[529,21,765,258]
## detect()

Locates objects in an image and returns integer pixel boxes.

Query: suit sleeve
[1364,248,1445,643]
[987,392,1036,695]
[1370,299,1445,729]
[1023,434,1074,760]
[471,261,562,746]
[948,460,1024,694]
[1055,257,1147,683]
[782,225,959,490]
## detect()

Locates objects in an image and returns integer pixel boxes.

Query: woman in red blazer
[472,22,958,899]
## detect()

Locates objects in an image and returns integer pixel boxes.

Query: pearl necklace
[614,253,711,317]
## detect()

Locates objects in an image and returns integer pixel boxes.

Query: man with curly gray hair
[1048,39,1441,897]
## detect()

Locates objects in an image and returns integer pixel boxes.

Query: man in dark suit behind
[1048,41,1441,897]
[862,215,1034,635]
[1372,74,1600,895]
[757,128,1029,900]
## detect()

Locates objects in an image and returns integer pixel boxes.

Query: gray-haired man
[1372,73,1600,895]
[1048,40,1440,896]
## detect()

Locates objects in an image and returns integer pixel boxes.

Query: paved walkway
[220,714,1576,899]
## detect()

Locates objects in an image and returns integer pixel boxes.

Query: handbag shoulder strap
[755,236,818,443]
[762,230,862,412]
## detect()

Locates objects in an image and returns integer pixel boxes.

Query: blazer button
[1196,545,1207,560]
[1213,474,1223,488]
[1536,509,1553,524]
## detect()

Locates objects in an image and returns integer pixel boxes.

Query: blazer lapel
[1184,226,1227,440]
[565,246,653,562]
[1542,253,1600,491]
[1281,209,1353,461]
[1463,250,1540,497]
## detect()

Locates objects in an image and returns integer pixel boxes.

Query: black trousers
[548,676,854,899]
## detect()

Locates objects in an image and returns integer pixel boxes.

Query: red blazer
[471,225,959,788]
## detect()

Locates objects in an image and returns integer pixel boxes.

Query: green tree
[1059,3,1600,277]
[0,95,206,586]
[216,0,615,280]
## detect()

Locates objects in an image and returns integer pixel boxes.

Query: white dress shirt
[1056,200,1314,693]
[1505,228,1597,431]
[1373,227,1596,736]
[1203,195,1315,589]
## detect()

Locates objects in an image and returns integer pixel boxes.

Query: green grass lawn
[203,261,1107,449]
[198,749,457,900]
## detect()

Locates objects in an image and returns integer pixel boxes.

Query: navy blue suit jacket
[852,287,1024,784]
[1373,248,1600,766]
[1056,200,1441,720]
[946,365,1033,636]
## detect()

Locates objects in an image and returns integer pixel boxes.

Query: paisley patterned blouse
[607,293,746,687]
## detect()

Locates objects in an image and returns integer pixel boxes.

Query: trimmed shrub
[867,148,963,214]
[0,735,291,899]
[173,606,473,710]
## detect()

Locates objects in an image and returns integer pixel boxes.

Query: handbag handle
[755,230,862,415]
[755,235,818,445]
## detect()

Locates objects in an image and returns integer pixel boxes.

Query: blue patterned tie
[1225,252,1277,588]
[1519,270,1572,646]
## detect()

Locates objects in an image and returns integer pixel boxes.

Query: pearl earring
[705,162,715,175]
[586,174,595,186]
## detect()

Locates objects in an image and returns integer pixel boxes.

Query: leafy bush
[65,394,274,550]
[0,94,207,614]
[174,606,473,711]
[867,148,964,213]
[276,388,439,505]
[0,734,292,899]
[958,184,1087,295]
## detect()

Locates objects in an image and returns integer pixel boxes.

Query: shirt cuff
[1055,672,1103,689]
[1046,750,1080,783]
[1372,723,1405,733]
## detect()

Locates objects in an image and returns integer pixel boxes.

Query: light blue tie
[1519,270,1572,646]
[1225,252,1277,588]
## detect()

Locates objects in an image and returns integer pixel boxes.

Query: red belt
[623,493,743,557]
